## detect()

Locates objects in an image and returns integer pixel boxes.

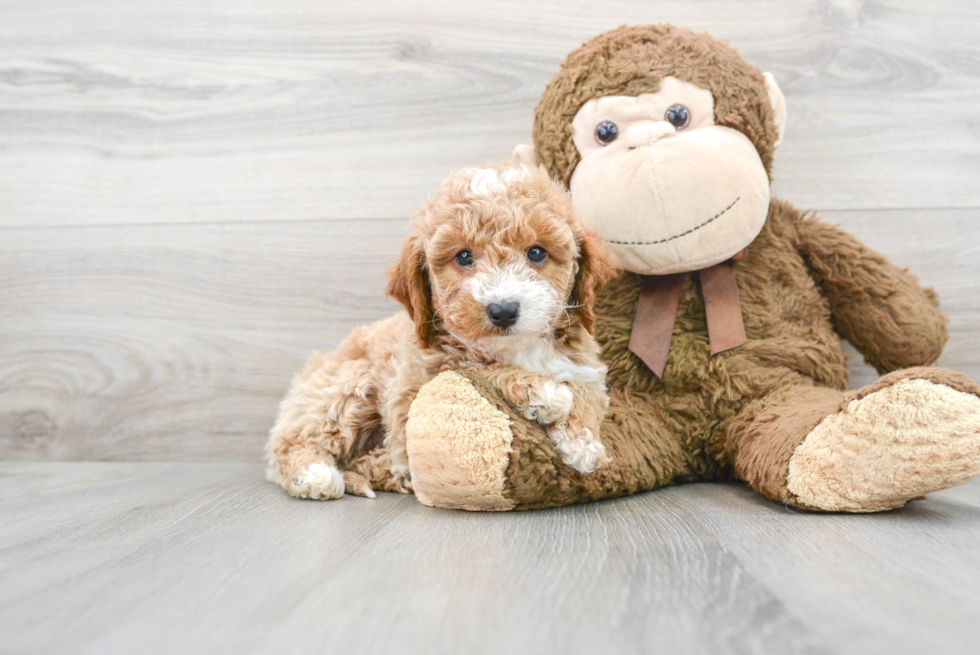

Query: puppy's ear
[385,233,436,347]
[572,226,618,334]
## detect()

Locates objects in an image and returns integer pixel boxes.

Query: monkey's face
[567,76,773,275]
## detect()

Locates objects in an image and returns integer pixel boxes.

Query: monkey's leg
[405,370,693,511]
[727,367,980,512]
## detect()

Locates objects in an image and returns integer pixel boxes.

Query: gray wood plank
[3,462,980,654]
[3,208,978,461]
[0,219,409,461]
[0,0,978,228]
[0,462,814,655]
[674,482,980,655]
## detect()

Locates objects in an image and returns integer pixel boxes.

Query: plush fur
[403,24,980,512]
[265,164,617,499]
[533,24,782,186]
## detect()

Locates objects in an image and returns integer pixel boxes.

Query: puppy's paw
[389,464,414,494]
[523,381,574,426]
[549,425,611,474]
[343,471,377,499]
[288,463,346,500]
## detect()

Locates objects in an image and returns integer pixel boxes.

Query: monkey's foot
[787,370,980,512]
[406,371,516,511]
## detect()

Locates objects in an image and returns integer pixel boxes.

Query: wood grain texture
[1,4,979,456]
[2,462,979,655]
[0,219,410,460]
[0,0,978,229]
[3,209,979,461]
[3,5,980,652]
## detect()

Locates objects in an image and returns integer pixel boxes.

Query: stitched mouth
[604,197,740,246]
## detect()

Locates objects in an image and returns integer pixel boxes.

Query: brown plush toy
[404,24,980,512]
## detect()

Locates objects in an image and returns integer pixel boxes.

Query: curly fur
[265,163,618,499]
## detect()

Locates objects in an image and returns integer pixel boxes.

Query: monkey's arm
[792,211,948,373]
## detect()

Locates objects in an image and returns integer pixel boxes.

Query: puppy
[265,163,618,500]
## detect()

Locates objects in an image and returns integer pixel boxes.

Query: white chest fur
[503,337,606,390]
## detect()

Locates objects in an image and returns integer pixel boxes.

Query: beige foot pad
[788,378,980,512]
[406,371,516,511]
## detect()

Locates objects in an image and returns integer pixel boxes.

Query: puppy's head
[386,163,618,350]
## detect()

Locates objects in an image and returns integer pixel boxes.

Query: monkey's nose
[486,301,520,329]
[626,121,676,148]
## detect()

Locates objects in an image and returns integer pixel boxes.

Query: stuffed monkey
[403,24,980,512]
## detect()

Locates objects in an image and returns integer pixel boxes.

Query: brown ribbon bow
[628,248,748,378]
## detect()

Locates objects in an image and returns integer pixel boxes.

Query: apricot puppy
[265,163,618,500]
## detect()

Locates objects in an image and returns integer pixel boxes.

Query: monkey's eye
[454,250,474,267]
[665,104,690,129]
[594,120,619,145]
[527,246,547,264]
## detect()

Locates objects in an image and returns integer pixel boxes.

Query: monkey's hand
[793,206,947,373]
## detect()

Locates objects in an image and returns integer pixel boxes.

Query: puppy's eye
[454,250,474,267]
[594,120,619,145]
[665,104,690,129]
[527,246,547,264]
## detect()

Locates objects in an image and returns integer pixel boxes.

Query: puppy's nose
[486,301,520,329]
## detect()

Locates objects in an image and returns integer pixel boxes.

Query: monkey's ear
[385,233,436,347]
[512,144,538,167]
[573,226,619,334]
[763,72,787,149]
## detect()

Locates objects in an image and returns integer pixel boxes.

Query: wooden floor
[2,1,980,653]
[2,463,980,655]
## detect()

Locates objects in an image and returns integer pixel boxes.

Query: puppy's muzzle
[486,301,520,329]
